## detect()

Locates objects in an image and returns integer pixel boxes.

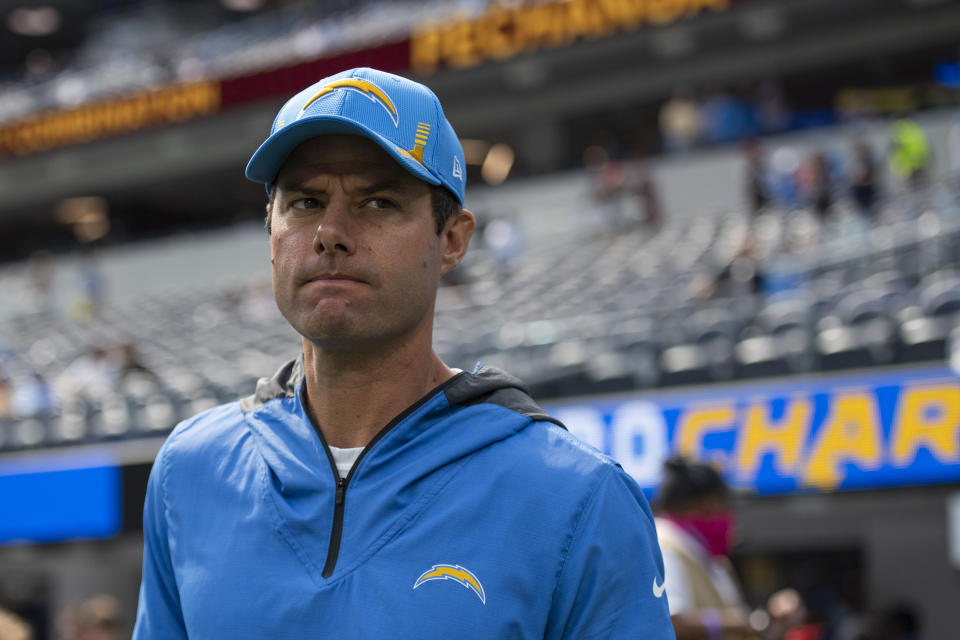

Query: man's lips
[303,273,366,284]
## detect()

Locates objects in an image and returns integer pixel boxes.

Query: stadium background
[1,0,960,637]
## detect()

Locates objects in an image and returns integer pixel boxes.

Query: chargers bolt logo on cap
[299,77,399,127]
[245,67,466,205]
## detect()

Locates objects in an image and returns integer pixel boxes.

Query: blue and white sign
[547,365,960,495]
[0,453,121,545]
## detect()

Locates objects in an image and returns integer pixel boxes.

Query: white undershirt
[328,445,364,479]
[324,369,464,479]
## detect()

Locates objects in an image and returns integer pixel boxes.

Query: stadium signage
[547,366,960,495]
[411,0,730,73]
[0,81,220,158]
[0,454,120,545]
[835,84,958,116]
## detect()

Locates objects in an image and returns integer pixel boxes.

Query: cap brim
[245,115,441,189]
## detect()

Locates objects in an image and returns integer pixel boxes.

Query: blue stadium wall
[2,363,959,546]
[549,364,960,498]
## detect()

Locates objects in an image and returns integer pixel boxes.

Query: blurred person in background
[703,87,756,144]
[66,247,106,322]
[948,108,960,188]
[654,456,757,640]
[54,347,117,403]
[660,87,704,152]
[68,596,121,640]
[848,140,880,220]
[888,118,930,190]
[742,138,772,216]
[586,139,631,231]
[766,588,824,640]
[753,79,789,135]
[0,368,11,419]
[113,343,158,387]
[26,251,55,317]
[133,68,673,639]
[872,604,920,640]
[801,152,835,220]
[0,609,31,640]
[826,576,871,640]
[481,215,524,277]
[631,158,663,231]
[695,233,766,302]
[58,596,122,640]
[8,369,55,419]
[768,146,805,210]
[74,596,121,640]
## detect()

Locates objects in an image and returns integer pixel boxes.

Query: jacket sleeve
[546,465,675,640]
[133,444,188,640]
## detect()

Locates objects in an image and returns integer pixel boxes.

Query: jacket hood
[237,356,563,583]
[241,356,560,427]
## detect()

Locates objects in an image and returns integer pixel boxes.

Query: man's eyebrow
[357,180,411,195]
[274,176,325,194]
[275,178,413,196]
[278,183,326,196]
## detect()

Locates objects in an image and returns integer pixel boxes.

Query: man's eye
[365,198,396,210]
[291,198,320,210]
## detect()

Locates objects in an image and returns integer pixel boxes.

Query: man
[654,457,756,640]
[133,67,673,639]
[62,596,122,640]
[0,607,31,640]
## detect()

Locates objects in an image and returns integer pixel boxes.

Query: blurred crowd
[658,79,949,188]
[0,342,155,422]
[740,116,932,220]
[0,594,122,640]
[659,81,794,152]
[584,146,663,235]
[590,112,945,304]
[699,116,935,303]
[654,457,923,640]
[0,0,477,123]
[0,247,153,422]
[592,115,935,230]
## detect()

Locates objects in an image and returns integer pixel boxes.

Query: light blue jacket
[133,359,674,639]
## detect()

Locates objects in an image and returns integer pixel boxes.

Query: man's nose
[313,197,356,255]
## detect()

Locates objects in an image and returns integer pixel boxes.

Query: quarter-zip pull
[322,477,348,579]
[305,371,468,579]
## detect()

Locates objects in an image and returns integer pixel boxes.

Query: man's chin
[297,320,361,347]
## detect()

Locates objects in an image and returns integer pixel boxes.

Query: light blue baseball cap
[245,67,466,205]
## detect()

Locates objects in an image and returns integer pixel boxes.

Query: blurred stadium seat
[4,178,960,451]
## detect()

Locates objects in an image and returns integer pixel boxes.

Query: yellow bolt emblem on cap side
[408,122,431,165]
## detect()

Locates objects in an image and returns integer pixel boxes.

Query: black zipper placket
[312,372,467,579]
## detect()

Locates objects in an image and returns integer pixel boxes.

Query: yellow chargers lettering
[803,392,884,490]
[0,82,220,158]
[409,0,730,74]
[891,382,960,466]
[676,404,736,460]
[736,397,811,478]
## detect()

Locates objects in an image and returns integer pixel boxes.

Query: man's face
[269,135,468,352]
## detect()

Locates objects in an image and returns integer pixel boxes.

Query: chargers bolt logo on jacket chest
[413,564,486,604]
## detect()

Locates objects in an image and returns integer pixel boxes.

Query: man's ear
[439,209,475,275]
